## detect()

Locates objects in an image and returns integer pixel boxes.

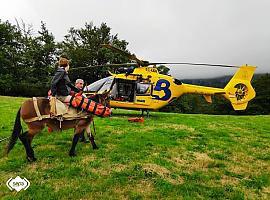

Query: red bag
[128,117,144,123]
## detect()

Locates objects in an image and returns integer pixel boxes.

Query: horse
[5,93,110,162]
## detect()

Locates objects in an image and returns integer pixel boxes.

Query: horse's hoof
[69,152,76,157]
[93,146,99,150]
[27,156,37,162]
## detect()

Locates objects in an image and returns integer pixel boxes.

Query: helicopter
[79,44,256,115]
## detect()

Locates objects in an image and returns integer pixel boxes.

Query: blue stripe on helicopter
[137,99,145,102]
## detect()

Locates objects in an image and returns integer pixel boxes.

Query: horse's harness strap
[33,97,42,120]
[24,97,51,123]
[24,115,51,123]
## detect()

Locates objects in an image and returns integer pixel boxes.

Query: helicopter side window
[136,83,151,95]
[174,78,182,85]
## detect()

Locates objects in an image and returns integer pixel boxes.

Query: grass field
[0,96,269,199]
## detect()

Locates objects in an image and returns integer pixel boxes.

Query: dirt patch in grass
[111,128,125,135]
[165,148,194,169]
[105,143,117,151]
[143,163,170,178]
[208,123,249,133]
[190,152,214,170]
[230,152,254,163]
[142,163,183,185]
[81,155,96,165]
[50,178,81,192]
[28,162,52,172]
[113,180,155,198]
[220,175,239,186]
[91,166,110,176]
[133,180,154,194]
[228,158,270,176]
[112,163,127,172]
[262,186,270,197]
[167,176,185,185]
[160,124,195,132]
[171,156,187,166]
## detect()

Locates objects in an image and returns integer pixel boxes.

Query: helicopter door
[110,79,136,102]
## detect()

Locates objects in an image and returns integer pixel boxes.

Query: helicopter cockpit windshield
[84,76,114,94]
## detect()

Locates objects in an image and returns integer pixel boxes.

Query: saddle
[24,97,91,123]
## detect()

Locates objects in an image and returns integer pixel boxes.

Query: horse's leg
[79,130,87,143]
[69,131,81,157]
[86,125,98,149]
[19,122,44,162]
[19,131,36,162]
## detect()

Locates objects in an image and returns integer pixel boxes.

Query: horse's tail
[6,107,22,155]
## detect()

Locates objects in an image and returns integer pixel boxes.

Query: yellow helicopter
[82,44,256,114]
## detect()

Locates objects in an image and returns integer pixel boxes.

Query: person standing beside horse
[75,78,84,92]
[74,78,93,144]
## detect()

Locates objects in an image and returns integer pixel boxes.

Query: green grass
[0,95,270,199]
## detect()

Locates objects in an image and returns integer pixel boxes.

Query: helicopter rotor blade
[101,44,145,66]
[70,63,139,70]
[147,62,240,68]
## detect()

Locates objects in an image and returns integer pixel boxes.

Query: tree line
[0,19,269,114]
[0,19,129,97]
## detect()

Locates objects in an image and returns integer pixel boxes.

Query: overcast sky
[1,0,269,78]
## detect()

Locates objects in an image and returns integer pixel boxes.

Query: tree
[0,20,23,95]
[246,74,270,114]
[0,20,57,96]
[60,22,129,84]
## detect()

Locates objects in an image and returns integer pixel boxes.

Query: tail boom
[180,65,256,110]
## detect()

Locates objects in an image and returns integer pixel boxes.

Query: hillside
[0,96,269,199]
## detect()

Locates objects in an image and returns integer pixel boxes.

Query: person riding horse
[50,56,111,117]
[51,56,80,104]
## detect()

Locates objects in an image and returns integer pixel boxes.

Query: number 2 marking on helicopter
[153,79,171,101]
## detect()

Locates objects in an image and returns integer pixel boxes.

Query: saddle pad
[55,99,68,115]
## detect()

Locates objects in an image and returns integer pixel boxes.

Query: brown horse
[6,94,110,162]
